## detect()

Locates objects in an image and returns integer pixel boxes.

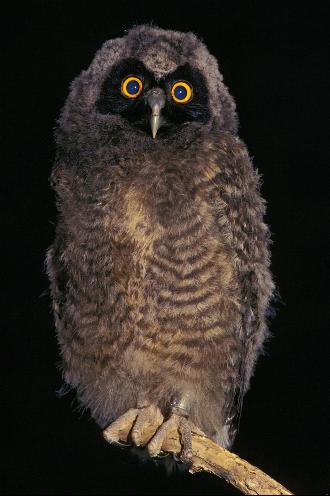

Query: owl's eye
[171,81,193,103]
[121,76,143,98]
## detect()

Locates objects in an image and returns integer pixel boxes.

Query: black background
[3,1,329,494]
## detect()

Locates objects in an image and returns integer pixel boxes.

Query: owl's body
[48,26,273,451]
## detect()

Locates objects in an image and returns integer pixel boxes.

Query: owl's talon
[107,439,132,448]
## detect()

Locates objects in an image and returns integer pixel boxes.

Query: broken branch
[103,420,293,495]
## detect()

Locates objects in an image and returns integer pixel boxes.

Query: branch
[103,421,294,495]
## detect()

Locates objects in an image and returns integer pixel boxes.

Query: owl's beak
[150,113,162,139]
[146,89,166,138]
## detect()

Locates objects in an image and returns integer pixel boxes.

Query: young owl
[47,25,274,459]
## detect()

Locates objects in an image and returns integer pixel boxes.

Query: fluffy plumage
[47,25,274,449]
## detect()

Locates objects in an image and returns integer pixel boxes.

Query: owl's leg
[148,396,205,463]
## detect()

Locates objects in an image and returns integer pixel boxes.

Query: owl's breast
[120,175,240,372]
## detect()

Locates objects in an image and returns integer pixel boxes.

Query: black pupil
[126,80,140,95]
[174,85,187,100]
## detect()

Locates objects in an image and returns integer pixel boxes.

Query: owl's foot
[103,401,204,463]
[147,397,206,462]
[131,404,164,446]
[148,412,194,463]
[103,404,164,447]
[103,408,140,446]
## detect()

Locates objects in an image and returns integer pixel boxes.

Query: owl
[47,25,274,461]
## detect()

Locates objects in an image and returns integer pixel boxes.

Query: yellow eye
[171,81,192,103]
[121,76,143,98]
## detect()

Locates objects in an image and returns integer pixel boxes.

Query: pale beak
[150,113,161,139]
[146,88,166,139]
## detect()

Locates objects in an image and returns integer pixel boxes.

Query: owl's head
[58,25,237,157]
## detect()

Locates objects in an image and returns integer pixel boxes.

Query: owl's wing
[46,229,68,328]
[210,135,274,445]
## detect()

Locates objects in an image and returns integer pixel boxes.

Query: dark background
[3,1,329,494]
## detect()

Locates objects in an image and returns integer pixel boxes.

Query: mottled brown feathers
[47,25,274,449]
